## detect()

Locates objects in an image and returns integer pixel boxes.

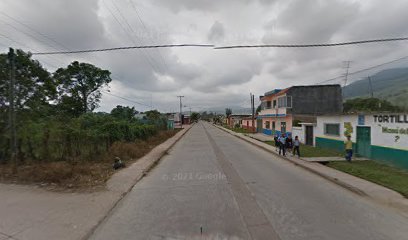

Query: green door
[356,126,371,158]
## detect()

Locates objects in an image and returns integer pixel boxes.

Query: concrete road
[89,122,408,240]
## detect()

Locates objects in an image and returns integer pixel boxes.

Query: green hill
[343,68,408,109]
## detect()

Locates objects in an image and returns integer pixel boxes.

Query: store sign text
[374,114,408,124]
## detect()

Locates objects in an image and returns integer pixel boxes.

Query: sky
[1,0,408,113]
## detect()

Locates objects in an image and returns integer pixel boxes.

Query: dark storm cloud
[1,0,407,112]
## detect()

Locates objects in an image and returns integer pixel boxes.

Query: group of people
[274,133,300,157]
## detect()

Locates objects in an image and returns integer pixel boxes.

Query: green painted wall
[316,136,408,170]
[371,145,408,169]
[315,137,345,152]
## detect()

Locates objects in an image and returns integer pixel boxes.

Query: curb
[81,125,193,240]
[212,124,368,196]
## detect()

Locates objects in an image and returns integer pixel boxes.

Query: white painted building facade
[315,113,408,169]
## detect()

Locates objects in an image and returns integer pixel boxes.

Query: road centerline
[202,123,281,240]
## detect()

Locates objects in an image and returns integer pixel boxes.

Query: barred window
[324,123,340,136]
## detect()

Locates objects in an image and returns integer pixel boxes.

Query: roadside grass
[264,141,343,157]
[0,129,180,191]
[222,125,251,134]
[327,161,408,198]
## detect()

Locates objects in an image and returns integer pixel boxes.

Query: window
[272,121,275,130]
[281,122,286,133]
[277,96,292,108]
[324,123,340,136]
[273,100,277,108]
[265,121,270,129]
[266,101,272,109]
[286,96,292,108]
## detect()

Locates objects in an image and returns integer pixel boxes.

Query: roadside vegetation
[223,124,251,134]
[0,49,176,190]
[327,161,408,198]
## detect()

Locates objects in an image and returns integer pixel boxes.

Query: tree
[343,98,402,113]
[0,49,56,114]
[256,104,261,114]
[225,108,232,117]
[190,112,200,122]
[54,61,111,115]
[111,105,138,121]
[0,49,56,163]
[145,110,161,120]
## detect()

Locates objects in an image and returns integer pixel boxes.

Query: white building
[314,113,408,169]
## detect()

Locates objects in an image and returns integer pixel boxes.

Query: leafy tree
[111,105,138,121]
[0,49,56,163]
[256,104,261,114]
[343,98,402,113]
[225,108,232,117]
[54,61,111,115]
[145,110,161,120]
[0,49,56,114]
[190,112,200,122]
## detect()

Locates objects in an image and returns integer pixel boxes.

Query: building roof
[261,84,341,101]
[261,88,290,100]
[229,114,251,117]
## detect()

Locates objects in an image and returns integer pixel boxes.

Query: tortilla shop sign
[374,114,408,124]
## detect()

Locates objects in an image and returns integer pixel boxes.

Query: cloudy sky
[1,0,408,113]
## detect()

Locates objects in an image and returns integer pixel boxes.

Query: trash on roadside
[113,157,126,170]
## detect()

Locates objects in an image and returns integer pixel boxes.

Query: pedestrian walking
[278,133,286,156]
[286,135,293,154]
[344,135,353,162]
[293,136,300,157]
[274,134,279,152]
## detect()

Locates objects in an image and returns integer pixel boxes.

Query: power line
[0,11,72,51]
[0,18,66,66]
[104,0,162,74]
[101,90,152,108]
[0,33,59,68]
[129,1,170,73]
[31,44,214,55]
[316,54,408,84]
[214,37,408,49]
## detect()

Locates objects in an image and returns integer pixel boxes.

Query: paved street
[89,122,408,240]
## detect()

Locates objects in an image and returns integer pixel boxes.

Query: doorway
[305,126,314,146]
[356,126,371,158]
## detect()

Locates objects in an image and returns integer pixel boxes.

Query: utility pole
[250,93,255,133]
[177,96,184,128]
[8,48,17,173]
[368,76,374,98]
[341,61,352,99]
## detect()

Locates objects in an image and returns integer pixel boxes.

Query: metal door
[305,126,314,146]
[356,126,371,158]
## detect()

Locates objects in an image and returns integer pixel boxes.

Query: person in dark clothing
[286,135,293,154]
[274,134,279,152]
[278,133,286,156]
[293,136,301,157]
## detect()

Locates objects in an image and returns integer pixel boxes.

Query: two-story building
[257,85,343,138]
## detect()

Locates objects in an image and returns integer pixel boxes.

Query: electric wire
[31,44,214,55]
[129,0,170,73]
[104,0,162,74]
[214,37,408,49]
[316,55,408,85]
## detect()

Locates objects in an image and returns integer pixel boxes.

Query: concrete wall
[261,116,293,136]
[242,119,256,132]
[292,127,304,143]
[315,113,408,169]
[288,85,343,115]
